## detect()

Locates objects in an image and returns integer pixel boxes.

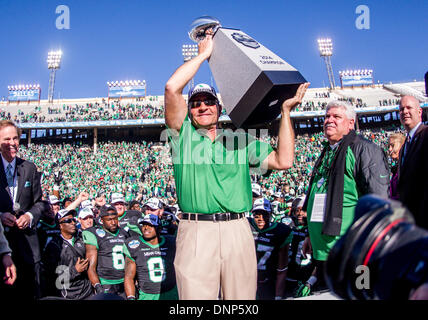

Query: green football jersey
[248,218,293,282]
[82,227,127,285]
[123,235,178,300]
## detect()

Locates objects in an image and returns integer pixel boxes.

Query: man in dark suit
[398,95,428,229]
[0,120,44,299]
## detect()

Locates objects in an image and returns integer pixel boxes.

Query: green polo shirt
[167,117,273,214]
[306,144,359,261]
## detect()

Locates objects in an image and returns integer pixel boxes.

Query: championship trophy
[189,16,307,128]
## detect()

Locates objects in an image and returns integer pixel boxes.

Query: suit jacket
[398,123,428,229]
[0,156,44,264]
[0,222,11,255]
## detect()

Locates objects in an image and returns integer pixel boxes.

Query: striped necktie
[6,163,14,187]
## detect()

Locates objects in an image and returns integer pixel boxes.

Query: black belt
[182,212,245,222]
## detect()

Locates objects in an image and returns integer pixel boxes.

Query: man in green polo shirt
[301,100,389,294]
[164,28,309,300]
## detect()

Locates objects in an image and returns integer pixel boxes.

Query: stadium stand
[383,81,428,102]
[1,82,425,124]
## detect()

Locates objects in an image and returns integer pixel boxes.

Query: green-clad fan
[123,214,178,300]
[83,204,127,298]
[271,191,293,228]
[111,193,143,236]
[248,198,293,300]
[270,192,294,227]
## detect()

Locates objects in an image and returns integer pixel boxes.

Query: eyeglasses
[59,218,77,224]
[189,99,217,108]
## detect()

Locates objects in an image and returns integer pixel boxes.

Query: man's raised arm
[164,30,214,130]
[264,82,310,171]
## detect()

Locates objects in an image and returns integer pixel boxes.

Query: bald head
[399,95,422,132]
[401,95,420,106]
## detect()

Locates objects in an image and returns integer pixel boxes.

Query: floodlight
[47,49,63,103]
[317,38,335,89]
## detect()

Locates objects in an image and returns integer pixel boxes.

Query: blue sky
[0,0,427,99]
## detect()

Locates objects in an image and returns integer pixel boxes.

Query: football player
[285,196,316,298]
[123,214,178,300]
[159,206,178,236]
[36,200,60,252]
[248,198,293,300]
[83,204,127,298]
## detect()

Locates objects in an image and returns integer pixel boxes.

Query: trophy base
[228,71,306,128]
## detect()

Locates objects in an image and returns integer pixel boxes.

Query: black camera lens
[325,194,428,300]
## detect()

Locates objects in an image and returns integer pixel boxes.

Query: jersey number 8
[147,257,166,283]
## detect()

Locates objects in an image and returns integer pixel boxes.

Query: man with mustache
[301,101,389,295]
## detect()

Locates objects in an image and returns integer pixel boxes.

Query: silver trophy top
[188,16,221,43]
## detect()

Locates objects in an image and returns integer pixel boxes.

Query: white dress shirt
[408,121,422,141]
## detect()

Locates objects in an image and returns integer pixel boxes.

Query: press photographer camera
[325,194,428,300]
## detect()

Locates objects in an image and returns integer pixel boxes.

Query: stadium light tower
[182,44,198,89]
[317,38,336,90]
[47,50,63,103]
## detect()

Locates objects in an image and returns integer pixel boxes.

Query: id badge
[310,193,327,223]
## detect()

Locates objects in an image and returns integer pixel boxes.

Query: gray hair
[325,100,356,121]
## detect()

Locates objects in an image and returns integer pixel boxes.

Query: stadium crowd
[3,101,165,124]
[17,126,402,204]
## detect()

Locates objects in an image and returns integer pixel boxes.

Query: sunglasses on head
[60,218,76,224]
[189,99,217,108]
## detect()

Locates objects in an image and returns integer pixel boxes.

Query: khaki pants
[174,216,257,300]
